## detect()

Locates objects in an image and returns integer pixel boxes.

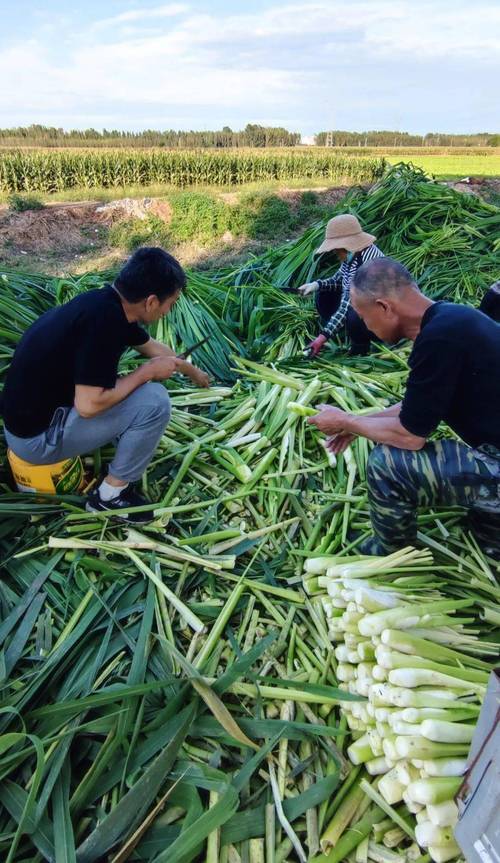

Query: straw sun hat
[315,214,376,255]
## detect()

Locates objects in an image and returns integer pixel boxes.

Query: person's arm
[324,403,402,453]
[361,402,402,419]
[134,338,175,359]
[75,356,179,419]
[298,267,342,296]
[321,285,351,339]
[478,282,500,323]
[317,267,343,292]
[135,337,210,388]
[320,250,377,340]
[309,403,425,451]
[347,412,426,449]
[311,328,464,452]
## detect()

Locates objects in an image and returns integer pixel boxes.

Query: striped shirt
[317,244,384,339]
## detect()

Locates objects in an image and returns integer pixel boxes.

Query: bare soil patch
[445,177,500,199]
[0,202,99,255]
[0,201,107,273]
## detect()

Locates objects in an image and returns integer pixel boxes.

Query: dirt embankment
[0,197,174,273]
[0,179,497,276]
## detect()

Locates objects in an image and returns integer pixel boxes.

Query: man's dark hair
[352,257,417,299]
[114,247,186,302]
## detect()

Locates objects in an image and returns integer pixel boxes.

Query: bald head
[352,257,418,300]
[350,257,432,344]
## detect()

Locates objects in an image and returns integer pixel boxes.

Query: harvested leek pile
[303,547,498,862]
[0,165,499,861]
[1,357,498,862]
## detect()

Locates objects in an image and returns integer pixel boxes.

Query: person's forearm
[321,288,350,338]
[317,269,342,290]
[137,341,200,381]
[344,412,424,450]
[136,338,176,359]
[175,359,199,379]
[362,402,402,419]
[78,365,152,416]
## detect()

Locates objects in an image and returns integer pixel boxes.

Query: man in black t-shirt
[308,258,500,557]
[2,247,209,521]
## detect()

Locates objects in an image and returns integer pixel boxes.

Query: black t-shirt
[2,286,149,437]
[400,302,500,449]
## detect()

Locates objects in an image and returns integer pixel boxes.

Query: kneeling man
[2,247,209,521]
[309,258,500,557]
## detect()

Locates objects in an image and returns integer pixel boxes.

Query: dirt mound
[0,203,99,255]
[445,177,500,198]
[0,196,174,266]
[95,197,172,223]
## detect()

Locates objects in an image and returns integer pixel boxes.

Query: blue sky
[1,1,499,135]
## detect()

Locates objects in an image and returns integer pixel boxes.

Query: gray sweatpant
[5,383,171,483]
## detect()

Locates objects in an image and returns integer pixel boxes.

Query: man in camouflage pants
[309,258,500,558]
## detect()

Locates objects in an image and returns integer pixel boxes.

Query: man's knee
[367,444,415,501]
[129,383,171,425]
[367,444,392,483]
[147,383,171,422]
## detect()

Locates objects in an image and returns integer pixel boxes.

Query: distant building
[300,135,317,146]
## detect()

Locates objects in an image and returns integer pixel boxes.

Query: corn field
[0,149,386,193]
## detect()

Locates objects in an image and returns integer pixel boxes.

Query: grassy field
[386,153,500,179]
[0,185,347,275]
[0,176,356,206]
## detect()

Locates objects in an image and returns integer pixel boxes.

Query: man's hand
[186,365,210,388]
[326,432,357,454]
[146,356,179,381]
[175,358,211,388]
[307,404,352,435]
[307,334,328,357]
[298,281,319,297]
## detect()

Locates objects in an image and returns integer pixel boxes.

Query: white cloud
[93,4,190,29]
[1,1,499,131]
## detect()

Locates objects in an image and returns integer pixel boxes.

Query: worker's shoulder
[360,244,384,262]
[424,301,498,339]
[62,285,123,324]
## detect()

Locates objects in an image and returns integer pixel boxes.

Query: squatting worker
[308,258,500,558]
[297,214,384,357]
[1,247,210,522]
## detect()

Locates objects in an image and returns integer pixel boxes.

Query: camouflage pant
[367,440,500,552]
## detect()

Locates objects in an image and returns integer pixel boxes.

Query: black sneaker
[85,485,155,523]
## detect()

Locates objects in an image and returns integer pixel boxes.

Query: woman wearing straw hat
[298,214,384,356]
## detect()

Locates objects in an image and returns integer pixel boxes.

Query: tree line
[316,130,499,147]
[0,125,301,148]
[0,125,497,148]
